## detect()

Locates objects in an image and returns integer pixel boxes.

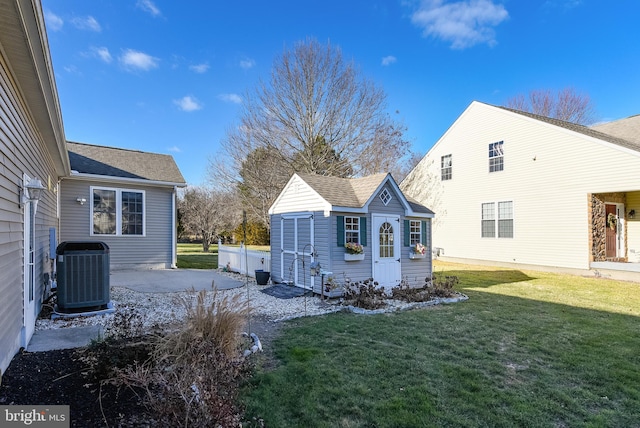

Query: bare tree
[178,187,240,252]
[209,38,411,226]
[505,87,597,125]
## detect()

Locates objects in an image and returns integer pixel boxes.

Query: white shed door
[280,214,315,289]
[372,214,401,290]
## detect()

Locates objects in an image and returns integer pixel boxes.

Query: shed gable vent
[379,188,392,206]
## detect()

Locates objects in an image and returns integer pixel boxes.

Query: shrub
[112,289,251,427]
[391,274,460,302]
[343,278,386,310]
[429,273,459,298]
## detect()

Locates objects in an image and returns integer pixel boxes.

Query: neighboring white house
[401,101,640,280]
[269,173,434,291]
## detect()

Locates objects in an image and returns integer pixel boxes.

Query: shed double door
[280,215,316,289]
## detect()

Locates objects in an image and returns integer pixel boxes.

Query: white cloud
[137,0,162,17]
[71,15,101,32]
[44,11,63,31]
[91,46,112,63]
[63,65,81,75]
[174,96,203,112]
[381,55,397,66]
[119,49,159,71]
[218,93,242,104]
[543,0,582,11]
[167,146,182,153]
[411,0,508,49]
[239,58,256,70]
[189,63,210,73]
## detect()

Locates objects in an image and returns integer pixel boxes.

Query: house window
[498,201,514,238]
[92,187,145,236]
[481,203,495,237]
[409,220,422,245]
[345,216,360,244]
[481,201,513,238]
[489,141,504,172]
[379,188,392,206]
[441,154,452,180]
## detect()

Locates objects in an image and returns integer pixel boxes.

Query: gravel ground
[35,271,345,335]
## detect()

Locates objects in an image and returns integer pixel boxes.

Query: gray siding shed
[270,173,434,291]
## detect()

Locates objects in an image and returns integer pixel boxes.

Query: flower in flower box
[411,243,426,255]
[345,242,364,254]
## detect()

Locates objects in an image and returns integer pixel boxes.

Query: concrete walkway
[27,270,244,353]
[110,268,244,292]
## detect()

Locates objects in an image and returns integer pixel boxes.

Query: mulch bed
[0,345,154,427]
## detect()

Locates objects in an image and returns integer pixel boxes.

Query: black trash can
[56,241,110,312]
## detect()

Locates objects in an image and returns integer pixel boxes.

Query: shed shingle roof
[296,172,434,215]
[296,172,387,208]
[67,141,185,184]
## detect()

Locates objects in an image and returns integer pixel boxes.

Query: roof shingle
[497,106,640,153]
[67,141,185,184]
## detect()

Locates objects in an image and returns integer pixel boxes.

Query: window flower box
[409,243,427,259]
[344,253,365,261]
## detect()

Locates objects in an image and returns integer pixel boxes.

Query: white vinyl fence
[218,240,271,278]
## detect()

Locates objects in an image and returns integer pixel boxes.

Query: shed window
[379,188,392,206]
[337,216,367,247]
[92,187,145,236]
[409,220,422,245]
[345,216,360,244]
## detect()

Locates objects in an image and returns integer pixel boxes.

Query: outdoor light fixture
[629,209,636,219]
[21,177,46,206]
[310,261,321,276]
[76,197,87,205]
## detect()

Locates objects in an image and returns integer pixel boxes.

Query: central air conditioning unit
[55,241,110,312]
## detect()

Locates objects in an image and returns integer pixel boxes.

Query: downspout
[171,186,177,269]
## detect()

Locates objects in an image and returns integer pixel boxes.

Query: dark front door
[605,204,617,259]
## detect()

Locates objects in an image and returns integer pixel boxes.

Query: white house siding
[59,179,175,269]
[0,49,61,373]
[269,175,329,215]
[403,102,640,270]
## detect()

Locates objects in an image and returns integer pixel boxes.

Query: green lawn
[176,243,218,269]
[241,261,640,427]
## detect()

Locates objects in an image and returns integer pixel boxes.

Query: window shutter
[421,221,427,246]
[404,220,410,246]
[360,217,367,246]
[337,216,345,247]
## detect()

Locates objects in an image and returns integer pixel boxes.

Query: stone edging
[343,293,469,315]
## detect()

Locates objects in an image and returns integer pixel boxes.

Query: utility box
[56,241,110,312]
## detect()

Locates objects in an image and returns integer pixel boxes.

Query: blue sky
[42,0,640,185]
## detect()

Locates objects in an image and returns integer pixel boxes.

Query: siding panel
[0,49,61,373]
[59,179,175,269]
[402,102,640,270]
